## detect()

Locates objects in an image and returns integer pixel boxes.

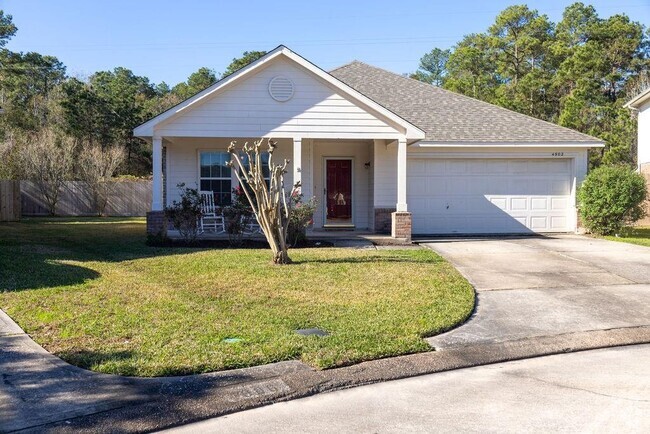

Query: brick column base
[146,211,168,237]
[374,208,396,234]
[391,212,412,241]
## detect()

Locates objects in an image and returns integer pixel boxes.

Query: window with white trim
[240,152,271,182]
[199,151,232,205]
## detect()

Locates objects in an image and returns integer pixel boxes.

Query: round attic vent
[268,76,294,102]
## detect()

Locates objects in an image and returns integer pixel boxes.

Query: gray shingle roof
[330,61,602,143]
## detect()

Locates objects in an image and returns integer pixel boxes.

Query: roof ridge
[334,61,602,143]
[328,60,362,73]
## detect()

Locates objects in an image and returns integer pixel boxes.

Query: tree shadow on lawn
[56,348,135,373]
[0,259,101,292]
[0,219,223,292]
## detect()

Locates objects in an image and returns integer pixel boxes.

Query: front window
[199,151,231,205]
[241,152,271,182]
[238,152,271,208]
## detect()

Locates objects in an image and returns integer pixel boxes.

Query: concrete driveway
[421,235,650,348]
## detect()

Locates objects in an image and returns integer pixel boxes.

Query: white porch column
[293,137,302,192]
[152,135,163,211]
[396,136,408,212]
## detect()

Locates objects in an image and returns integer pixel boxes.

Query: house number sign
[551,152,565,156]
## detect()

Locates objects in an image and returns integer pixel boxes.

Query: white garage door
[407,158,573,234]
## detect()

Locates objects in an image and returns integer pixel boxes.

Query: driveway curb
[14,323,650,433]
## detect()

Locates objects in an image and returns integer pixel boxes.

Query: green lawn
[0,218,474,377]
[603,226,650,247]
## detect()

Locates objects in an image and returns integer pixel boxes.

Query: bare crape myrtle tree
[227,138,299,264]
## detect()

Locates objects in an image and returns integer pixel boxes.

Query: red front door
[326,159,352,221]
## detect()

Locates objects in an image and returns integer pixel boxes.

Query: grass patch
[602,226,650,248]
[0,217,474,377]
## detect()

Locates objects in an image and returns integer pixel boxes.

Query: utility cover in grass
[295,328,329,337]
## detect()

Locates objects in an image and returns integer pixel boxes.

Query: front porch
[166,227,413,249]
[147,136,413,240]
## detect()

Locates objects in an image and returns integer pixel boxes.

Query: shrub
[222,187,254,247]
[164,184,203,243]
[578,165,647,235]
[287,193,318,247]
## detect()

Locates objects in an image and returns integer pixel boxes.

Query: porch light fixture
[364,161,371,169]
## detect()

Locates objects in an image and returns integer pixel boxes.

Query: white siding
[638,102,650,168]
[164,137,293,206]
[373,140,398,208]
[155,58,403,139]
[311,140,372,229]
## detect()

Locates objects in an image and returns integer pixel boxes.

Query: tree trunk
[273,249,292,265]
[228,139,298,265]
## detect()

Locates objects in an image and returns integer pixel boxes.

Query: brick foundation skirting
[374,207,396,234]
[146,211,168,237]
[391,211,412,241]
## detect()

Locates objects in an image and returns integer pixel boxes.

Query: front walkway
[421,235,650,348]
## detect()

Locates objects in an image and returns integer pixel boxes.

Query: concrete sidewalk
[165,344,650,433]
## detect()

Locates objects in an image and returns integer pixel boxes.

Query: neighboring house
[135,45,604,240]
[625,87,650,225]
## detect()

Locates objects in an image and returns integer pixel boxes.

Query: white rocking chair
[241,214,263,235]
[199,191,226,234]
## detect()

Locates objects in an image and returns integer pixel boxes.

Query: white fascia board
[412,141,605,148]
[134,46,426,140]
[625,87,650,109]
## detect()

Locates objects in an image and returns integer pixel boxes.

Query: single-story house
[135,45,604,240]
[625,87,650,225]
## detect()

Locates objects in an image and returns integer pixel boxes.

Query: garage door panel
[427,160,446,175]
[409,160,427,176]
[486,160,509,174]
[530,216,548,230]
[448,160,468,173]
[531,197,548,210]
[489,197,508,211]
[550,216,568,230]
[409,181,428,196]
[467,160,487,174]
[407,158,573,234]
[509,160,529,174]
[551,179,570,195]
[551,197,568,210]
[510,197,528,211]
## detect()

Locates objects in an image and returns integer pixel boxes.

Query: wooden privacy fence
[0,180,21,221]
[21,180,152,217]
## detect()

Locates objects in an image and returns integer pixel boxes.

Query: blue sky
[2,0,649,86]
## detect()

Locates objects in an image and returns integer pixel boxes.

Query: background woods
[0,9,266,180]
[0,3,648,184]
[411,3,650,168]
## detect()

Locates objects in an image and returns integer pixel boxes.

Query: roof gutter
[413,141,605,148]
[624,87,650,109]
